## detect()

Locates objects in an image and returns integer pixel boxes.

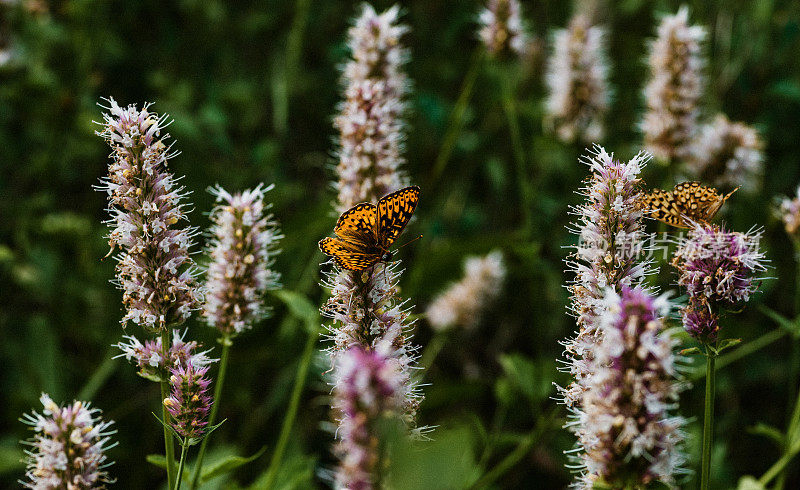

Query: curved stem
[701,347,717,490]
[419,331,447,376]
[160,329,176,490]
[262,325,318,489]
[175,441,189,489]
[469,408,556,489]
[430,48,484,187]
[190,336,232,489]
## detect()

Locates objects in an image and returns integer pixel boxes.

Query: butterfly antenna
[724,187,740,201]
[395,234,423,251]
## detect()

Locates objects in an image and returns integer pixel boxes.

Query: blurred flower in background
[426,250,505,331]
[479,0,528,60]
[689,114,763,193]
[545,13,610,144]
[204,184,282,337]
[20,394,116,489]
[779,186,800,239]
[642,6,705,163]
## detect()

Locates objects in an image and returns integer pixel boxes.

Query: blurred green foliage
[2,0,800,488]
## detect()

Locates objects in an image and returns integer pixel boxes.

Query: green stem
[689,327,787,381]
[499,68,531,236]
[759,440,800,486]
[469,408,556,489]
[262,326,318,489]
[701,347,717,490]
[419,331,447,375]
[175,441,189,489]
[161,329,176,490]
[430,48,484,187]
[189,336,232,489]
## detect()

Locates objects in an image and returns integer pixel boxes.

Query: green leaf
[146,454,191,481]
[737,476,767,490]
[271,290,320,334]
[497,353,552,405]
[680,346,703,356]
[747,423,785,447]
[759,305,800,337]
[201,445,267,482]
[716,338,742,354]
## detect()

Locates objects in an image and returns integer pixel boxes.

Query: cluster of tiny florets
[689,114,764,193]
[426,250,505,331]
[779,186,800,238]
[332,344,407,490]
[115,329,216,381]
[478,0,527,60]
[96,97,200,331]
[203,184,283,336]
[20,394,116,489]
[545,14,610,144]
[163,364,213,440]
[334,4,409,212]
[560,146,653,407]
[641,7,705,162]
[672,224,765,341]
[570,288,685,489]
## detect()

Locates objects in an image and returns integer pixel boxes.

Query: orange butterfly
[319,186,421,271]
[643,181,738,228]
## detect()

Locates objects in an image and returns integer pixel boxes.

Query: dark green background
[1,0,799,488]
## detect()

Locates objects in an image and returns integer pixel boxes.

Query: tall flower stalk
[191,184,282,488]
[641,6,705,171]
[20,394,117,489]
[322,5,424,487]
[333,3,408,213]
[672,223,765,489]
[545,13,610,144]
[560,146,652,408]
[97,98,201,488]
[570,287,685,488]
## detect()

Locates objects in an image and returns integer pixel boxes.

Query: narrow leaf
[201,446,268,482]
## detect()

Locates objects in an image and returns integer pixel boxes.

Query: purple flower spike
[96,97,201,331]
[164,365,213,440]
[115,329,216,381]
[333,345,406,490]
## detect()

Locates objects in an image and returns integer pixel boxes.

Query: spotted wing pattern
[377,185,420,248]
[644,181,737,228]
[320,186,421,271]
[318,236,380,271]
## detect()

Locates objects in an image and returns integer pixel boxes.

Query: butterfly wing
[376,186,420,248]
[318,237,380,271]
[643,188,688,228]
[335,202,378,240]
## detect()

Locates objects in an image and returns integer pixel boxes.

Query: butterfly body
[644,181,737,228]
[320,186,420,271]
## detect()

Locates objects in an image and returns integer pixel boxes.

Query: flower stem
[189,335,232,489]
[499,67,531,236]
[700,347,717,490]
[160,329,176,490]
[261,324,318,489]
[430,48,484,187]
[175,441,189,489]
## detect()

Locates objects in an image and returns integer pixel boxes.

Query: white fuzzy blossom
[569,288,685,488]
[478,0,527,59]
[334,4,409,212]
[96,97,200,331]
[642,7,706,162]
[545,14,610,144]
[20,394,116,489]
[689,114,763,193]
[203,184,282,336]
[426,250,505,331]
[115,329,217,381]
